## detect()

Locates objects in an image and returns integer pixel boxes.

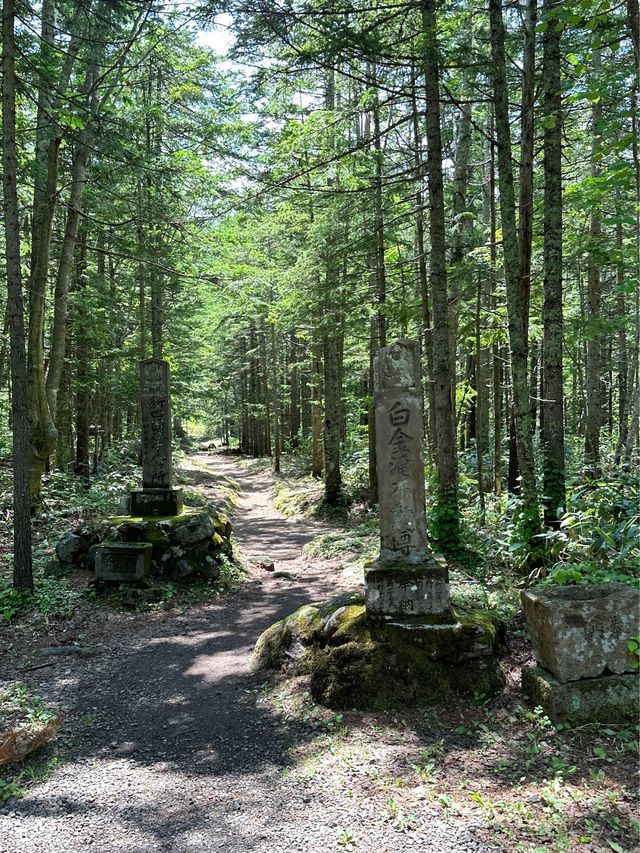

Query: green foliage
[532,474,639,585]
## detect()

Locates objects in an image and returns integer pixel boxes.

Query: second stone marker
[130,358,183,517]
[365,339,452,622]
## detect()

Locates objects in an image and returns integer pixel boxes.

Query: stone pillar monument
[130,359,184,517]
[365,339,452,622]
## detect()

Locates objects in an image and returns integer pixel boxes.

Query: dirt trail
[0,453,495,853]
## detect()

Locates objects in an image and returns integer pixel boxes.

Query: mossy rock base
[522,665,640,724]
[55,506,233,584]
[254,592,505,710]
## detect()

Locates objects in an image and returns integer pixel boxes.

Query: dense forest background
[1,0,639,589]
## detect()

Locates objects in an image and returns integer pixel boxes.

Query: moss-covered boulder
[55,505,232,583]
[253,592,505,710]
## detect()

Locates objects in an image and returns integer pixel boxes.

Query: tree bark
[584,48,603,476]
[421,0,460,549]
[519,0,537,340]
[489,0,541,544]
[289,329,300,447]
[2,0,33,589]
[411,79,436,458]
[541,0,566,527]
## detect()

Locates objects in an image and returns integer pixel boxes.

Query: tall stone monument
[365,339,452,622]
[130,359,184,517]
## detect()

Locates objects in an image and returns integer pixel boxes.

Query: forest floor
[0,451,638,853]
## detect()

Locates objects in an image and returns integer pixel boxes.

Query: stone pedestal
[364,563,453,622]
[522,666,639,724]
[95,543,152,582]
[521,583,640,723]
[130,487,183,518]
[365,340,450,622]
[521,584,639,682]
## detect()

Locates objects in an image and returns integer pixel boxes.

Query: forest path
[0,453,495,853]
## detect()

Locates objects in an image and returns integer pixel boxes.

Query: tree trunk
[541,0,566,527]
[421,0,460,549]
[489,0,541,544]
[366,67,387,503]
[73,231,91,482]
[2,0,33,589]
[45,138,92,418]
[411,81,436,459]
[519,0,537,340]
[584,48,603,477]
[324,329,343,502]
[322,68,342,502]
[311,336,324,478]
[289,330,300,447]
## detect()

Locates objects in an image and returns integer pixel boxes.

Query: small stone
[56,531,88,565]
[252,555,275,572]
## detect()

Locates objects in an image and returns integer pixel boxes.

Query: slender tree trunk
[45,138,92,418]
[2,0,33,589]
[584,48,603,476]
[311,335,324,478]
[421,0,460,549]
[623,0,640,465]
[322,69,342,502]
[271,325,281,473]
[489,0,541,544]
[485,117,502,496]
[450,91,473,407]
[411,80,436,458]
[74,230,90,482]
[366,69,387,503]
[289,330,300,447]
[541,0,566,527]
[519,0,537,340]
[324,329,343,502]
[475,275,486,522]
[137,182,147,360]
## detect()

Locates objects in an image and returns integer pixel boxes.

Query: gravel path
[0,454,498,853]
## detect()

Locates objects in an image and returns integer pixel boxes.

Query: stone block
[95,543,152,582]
[521,584,640,683]
[130,487,184,518]
[522,665,640,724]
[364,563,453,621]
[56,531,88,565]
[172,512,215,545]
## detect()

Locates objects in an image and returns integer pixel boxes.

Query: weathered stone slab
[522,665,639,724]
[521,584,640,683]
[140,359,173,490]
[95,543,152,582]
[373,340,430,563]
[130,487,183,518]
[366,339,449,621]
[364,564,452,621]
